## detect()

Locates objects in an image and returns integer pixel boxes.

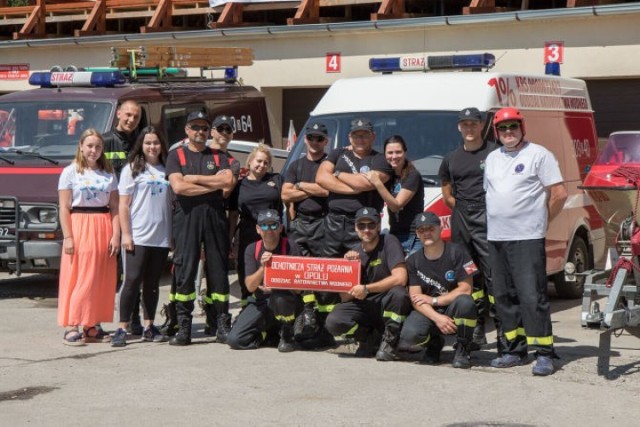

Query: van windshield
[286,111,489,186]
[0,101,112,157]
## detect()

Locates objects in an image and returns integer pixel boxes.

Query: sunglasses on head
[356,222,377,231]
[216,126,233,134]
[496,123,520,132]
[260,223,280,231]
[190,125,210,132]
[306,135,326,142]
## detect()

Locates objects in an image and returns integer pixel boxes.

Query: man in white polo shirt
[484,107,567,376]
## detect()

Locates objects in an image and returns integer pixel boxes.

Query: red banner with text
[264,256,360,292]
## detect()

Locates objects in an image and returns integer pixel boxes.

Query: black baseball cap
[257,209,281,226]
[350,118,374,133]
[457,107,483,122]
[186,111,210,124]
[212,115,235,129]
[414,211,441,228]
[305,121,328,138]
[355,207,380,224]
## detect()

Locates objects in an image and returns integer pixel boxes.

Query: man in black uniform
[325,207,410,361]
[281,121,330,344]
[438,107,503,353]
[165,111,238,346]
[316,118,393,258]
[103,99,143,335]
[398,212,479,369]
[226,209,303,352]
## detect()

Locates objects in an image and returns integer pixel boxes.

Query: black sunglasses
[190,125,210,132]
[356,222,377,231]
[306,135,326,142]
[496,123,520,132]
[216,126,233,134]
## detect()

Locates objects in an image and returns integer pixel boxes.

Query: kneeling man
[398,212,479,368]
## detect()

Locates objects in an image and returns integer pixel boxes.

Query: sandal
[63,329,86,347]
[83,326,111,343]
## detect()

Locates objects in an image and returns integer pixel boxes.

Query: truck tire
[553,236,589,299]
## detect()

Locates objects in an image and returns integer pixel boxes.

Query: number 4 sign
[544,41,564,64]
[326,53,341,73]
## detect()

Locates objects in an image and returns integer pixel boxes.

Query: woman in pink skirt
[58,128,120,346]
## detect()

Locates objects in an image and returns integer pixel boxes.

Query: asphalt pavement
[0,271,639,427]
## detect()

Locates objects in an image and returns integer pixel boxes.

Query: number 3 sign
[544,42,564,64]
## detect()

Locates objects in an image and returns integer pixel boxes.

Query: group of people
[57,100,567,377]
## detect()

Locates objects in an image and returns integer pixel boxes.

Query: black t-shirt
[354,234,406,286]
[229,172,283,222]
[244,237,302,301]
[438,141,498,204]
[165,145,239,207]
[284,155,328,217]
[389,166,425,235]
[406,242,477,297]
[325,148,393,215]
[103,129,137,178]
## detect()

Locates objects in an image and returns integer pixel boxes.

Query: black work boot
[278,323,296,353]
[169,316,192,346]
[376,322,401,362]
[294,304,318,341]
[354,329,381,358]
[452,340,472,369]
[215,313,232,344]
[203,304,217,337]
[159,302,178,337]
[419,334,445,365]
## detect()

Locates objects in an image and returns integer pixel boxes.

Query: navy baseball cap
[186,111,210,124]
[458,107,483,122]
[305,121,328,137]
[414,212,441,228]
[355,207,381,224]
[212,115,235,129]
[257,209,281,225]
[350,118,374,133]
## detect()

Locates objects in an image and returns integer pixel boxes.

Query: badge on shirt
[463,260,478,275]
[514,163,525,174]
[445,270,455,282]
[206,161,216,170]
[360,165,371,173]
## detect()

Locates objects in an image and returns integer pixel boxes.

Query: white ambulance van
[284,53,604,299]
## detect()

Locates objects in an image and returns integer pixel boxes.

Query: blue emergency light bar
[29,71,126,88]
[369,53,496,73]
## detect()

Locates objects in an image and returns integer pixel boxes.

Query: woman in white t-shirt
[58,129,120,346]
[111,126,171,347]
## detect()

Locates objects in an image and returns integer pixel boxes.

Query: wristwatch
[333,170,341,178]
[363,284,369,295]
[432,297,439,307]
[294,182,301,190]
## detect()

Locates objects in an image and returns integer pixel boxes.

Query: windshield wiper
[14,150,59,165]
[0,155,15,164]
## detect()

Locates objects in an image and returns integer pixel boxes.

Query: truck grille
[0,198,17,226]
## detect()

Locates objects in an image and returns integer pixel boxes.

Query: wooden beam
[288,0,320,25]
[371,0,405,21]
[141,0,172,33]
[76,0,106,36]
[208,2,246,29]
[13,0,46,40]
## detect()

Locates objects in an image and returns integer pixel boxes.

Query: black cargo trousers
[171,202,231,324]
[450,200,496,324]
